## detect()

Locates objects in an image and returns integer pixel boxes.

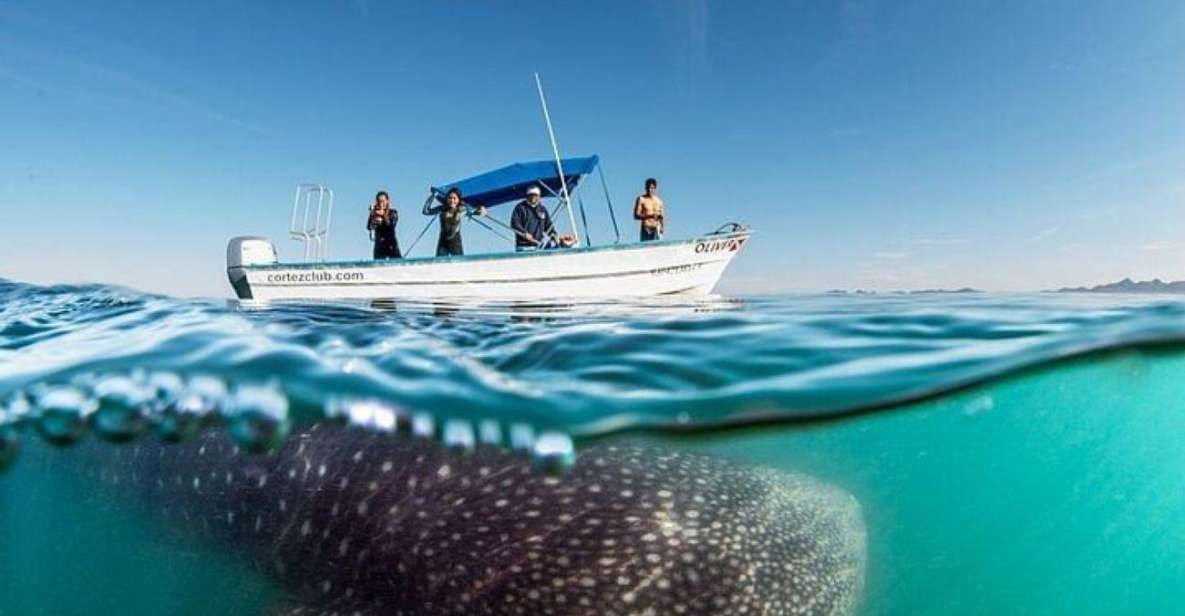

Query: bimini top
[430,155,600,208]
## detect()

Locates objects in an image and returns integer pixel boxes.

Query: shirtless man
[633,177,664,242]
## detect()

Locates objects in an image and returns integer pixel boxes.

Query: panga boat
[227,155,750,301]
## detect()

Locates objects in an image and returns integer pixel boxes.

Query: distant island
[1055,278,1185,294]
[825,288,983,295]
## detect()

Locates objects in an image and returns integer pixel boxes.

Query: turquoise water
[3,278,1185,613]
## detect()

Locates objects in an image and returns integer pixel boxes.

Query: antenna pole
[534,72,579,245]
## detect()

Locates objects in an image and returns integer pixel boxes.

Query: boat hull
[229,232,750,301]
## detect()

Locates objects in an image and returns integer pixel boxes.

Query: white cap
[526,185,541,196]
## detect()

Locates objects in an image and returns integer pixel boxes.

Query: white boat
[226,76,750,302]
[227,224,750,301]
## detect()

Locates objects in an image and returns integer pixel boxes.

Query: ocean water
[2,277,1184,614]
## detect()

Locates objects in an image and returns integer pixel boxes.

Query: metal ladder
[289,184,334,262]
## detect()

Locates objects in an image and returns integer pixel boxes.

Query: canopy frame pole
[596,165,621,244]
[534,72,580,245]
[576,189,592,247]
[468,215,514,243]
[406,194,439,256]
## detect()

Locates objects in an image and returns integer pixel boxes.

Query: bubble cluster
[0,373,285,468]
[0,371,580,474]
[324,396,579,471]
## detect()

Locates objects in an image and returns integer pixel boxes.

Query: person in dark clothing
[423,187,485,257]
[367,191,401,259]
[511,185,563,251]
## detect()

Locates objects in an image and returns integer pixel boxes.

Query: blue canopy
[430,155,600,208]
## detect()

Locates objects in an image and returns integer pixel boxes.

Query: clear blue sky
[3,0,1184,296]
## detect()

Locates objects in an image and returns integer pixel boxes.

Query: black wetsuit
[510,200,558,250]
[424,201,467,257]
[368,209,401,259]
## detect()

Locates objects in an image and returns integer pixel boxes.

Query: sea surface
[2,278,1184,614]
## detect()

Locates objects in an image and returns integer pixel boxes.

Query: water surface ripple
[3,278,1184,437]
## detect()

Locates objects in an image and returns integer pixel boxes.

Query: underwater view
[8,0,1185,613]
[3,278,1184,614]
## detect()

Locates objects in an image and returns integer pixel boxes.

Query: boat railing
[289,183,334,262]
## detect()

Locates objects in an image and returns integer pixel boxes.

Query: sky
[2,0,1185,297]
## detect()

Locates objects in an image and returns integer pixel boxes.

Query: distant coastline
[1054,278,1185,294]
[826,288,983,296]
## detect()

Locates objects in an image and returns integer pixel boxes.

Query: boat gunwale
[239,230,751,272]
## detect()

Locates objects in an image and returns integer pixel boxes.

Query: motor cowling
[227,237,277,299]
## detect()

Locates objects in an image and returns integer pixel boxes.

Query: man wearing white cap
[510,184,559,251]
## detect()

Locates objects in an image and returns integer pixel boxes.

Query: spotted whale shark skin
[91,424,866,615]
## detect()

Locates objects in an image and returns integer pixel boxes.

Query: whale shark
[80,423,865,615]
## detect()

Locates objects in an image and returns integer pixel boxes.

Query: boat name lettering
[265,270,365,284]
[650,263,705,276]
[694,238,745,254]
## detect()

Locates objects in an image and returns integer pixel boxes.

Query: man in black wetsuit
[510,185,558,251]
[367,191,401,259]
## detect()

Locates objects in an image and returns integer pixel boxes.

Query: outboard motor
[226,237,277,300]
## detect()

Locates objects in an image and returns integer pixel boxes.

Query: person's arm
[633,196,645,221]
[423,199,444,216]
[366,207,378,231]
[511,204,532,242]
[391,208,399,227]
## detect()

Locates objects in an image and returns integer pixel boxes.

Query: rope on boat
[468,214,514,243]
[406,217,437,256]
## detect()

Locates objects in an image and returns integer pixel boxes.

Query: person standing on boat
[367,191,402,259]
[633,178,665,241]
[423,187,485,257]
[511,185,560,251]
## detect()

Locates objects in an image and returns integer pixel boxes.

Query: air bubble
[146,372,185,402]
[478,419,503,447]
[411,413,435,439]
[4,392,33,428]
[227,384,290,454]
[90,374,151,442]
[176,375,229,415]
[326,398,408,433]
[531,431,576,475]
[153,375,223,443]
[34,386,96,446]
[442,419,476,453]
[508,423,536,453]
